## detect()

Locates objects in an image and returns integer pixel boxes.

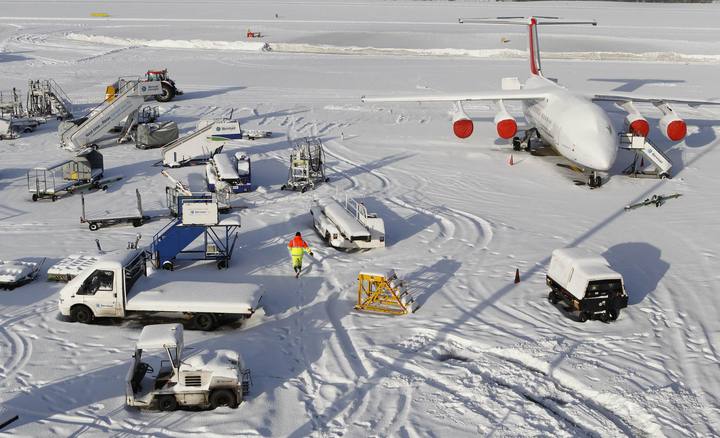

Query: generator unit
[281,137,329,192]
[546,248,629,322]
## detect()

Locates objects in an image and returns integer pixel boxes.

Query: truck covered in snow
[58,249,263,330]
[126,323,250,411]
[546,248,628,322]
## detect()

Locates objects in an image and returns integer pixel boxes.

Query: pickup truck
[58,249,263,330]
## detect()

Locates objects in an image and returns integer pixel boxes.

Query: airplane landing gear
[587,172,603,188]
[512,128,539,152]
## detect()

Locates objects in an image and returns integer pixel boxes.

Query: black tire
[155,82,176,103]
[71,305,93,324]
[32,194,38,202]
[162,261,173,271]
[578,311,589,323]
[157,395,177,412]
[194,313,216,331]
[216,260,227,270]
[548,291,560,304]
[209,389,237,409]
[607,308,619,321]
[512,137,521,151]
[132,219,142,227]
[280,185,286,191]
[88,222,99,231]
[51,195,57,202]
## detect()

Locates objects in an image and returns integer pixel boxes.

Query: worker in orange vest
[288,232,313,278]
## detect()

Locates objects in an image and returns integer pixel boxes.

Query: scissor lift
[355,270,414,315]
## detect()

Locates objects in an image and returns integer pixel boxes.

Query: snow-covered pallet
[0,260,41,290]
[47,254,101,281]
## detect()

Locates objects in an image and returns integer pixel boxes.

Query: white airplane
[362,16,719,187]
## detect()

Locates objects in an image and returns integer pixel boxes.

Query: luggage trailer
[206,152,252,194]
[27,149,105,201]
[81,189,150,231]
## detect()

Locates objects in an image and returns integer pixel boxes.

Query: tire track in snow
[0,302,54,390]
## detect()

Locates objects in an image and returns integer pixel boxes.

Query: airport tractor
[126,323,250,411]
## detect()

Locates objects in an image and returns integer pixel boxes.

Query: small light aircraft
[362,17,720,187]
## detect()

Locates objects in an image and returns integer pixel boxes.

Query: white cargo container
[58,249,262,330]
[546,248,628,322]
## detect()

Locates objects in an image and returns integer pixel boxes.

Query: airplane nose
[590,138,617,171]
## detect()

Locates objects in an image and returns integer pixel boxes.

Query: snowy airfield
[1,0,720,436]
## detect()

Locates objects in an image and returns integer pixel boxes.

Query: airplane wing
[361,89,551,103]
[592,93,720,107]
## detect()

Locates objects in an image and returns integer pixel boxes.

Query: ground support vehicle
[126,323,250,411]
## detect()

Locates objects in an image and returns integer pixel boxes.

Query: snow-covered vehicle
[546,248,628,322]
[0,260,41,290]
[126,323,250,411]
[206,152,252,193]
[311,197,385,249]
[58,249,263,330]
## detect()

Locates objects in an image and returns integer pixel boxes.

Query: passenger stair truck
[126,323,250,411]
[58,249,263,331]
[311,196,385,249]
[161,119,240,167]
[59,81,162,152]
[151,191,239,270]
[619,132,673,179]
[546,247,629,323]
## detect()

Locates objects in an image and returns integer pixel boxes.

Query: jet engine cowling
[625,113,650,137]
[452,107,474,139]
[493,110,518,139]
[659,113,687,142]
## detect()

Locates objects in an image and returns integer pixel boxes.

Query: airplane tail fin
[459,16,597,77]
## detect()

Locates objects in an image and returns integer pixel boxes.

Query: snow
[548,247,622,299]
[0,260,37,284]
[1,0,720,436]
[135,323,183,350]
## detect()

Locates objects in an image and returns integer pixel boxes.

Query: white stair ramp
[60,81,161,151]
[620,133,672,177]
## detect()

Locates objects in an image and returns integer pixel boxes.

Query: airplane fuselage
[522,75,618,172]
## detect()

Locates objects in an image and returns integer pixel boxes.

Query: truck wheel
[32,194,38,202]
[209,389,237,409]
[132,219,142,227]
[548,291,560,304]
[162,261,173,271]
[216,260,227,270]
[578,311,589,323]
[71,305,94,324]
[607,308,619,321]
[155,82,176,102]
[89,222,99,231]
[194,313,216,331]
[157,395,177,412]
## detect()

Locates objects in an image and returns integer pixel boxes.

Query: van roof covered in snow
[136,323,183,350]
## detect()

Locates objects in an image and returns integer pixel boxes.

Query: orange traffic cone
[508,154,514,166]
[514,268,520,284]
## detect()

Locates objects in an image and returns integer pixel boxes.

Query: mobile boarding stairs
[619,132,672,179]
[59,80,162,151]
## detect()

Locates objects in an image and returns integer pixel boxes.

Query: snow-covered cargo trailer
[311,197,385,249]
[206,152,251,193]
[546,248,628,322]
[0,260,41,290]
[58,249,263,330]
[126,323,250,411]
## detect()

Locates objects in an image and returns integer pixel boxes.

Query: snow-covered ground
[1,1,720,436]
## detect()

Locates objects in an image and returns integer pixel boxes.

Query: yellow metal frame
[355,272,411,315]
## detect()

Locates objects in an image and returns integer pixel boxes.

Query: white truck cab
[58,249,263,330]
[126,323,250,411]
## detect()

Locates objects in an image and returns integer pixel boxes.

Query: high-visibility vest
[288,236,310,257]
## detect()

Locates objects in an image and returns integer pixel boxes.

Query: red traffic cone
[514,268,520,284]
[508,154,514,166]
